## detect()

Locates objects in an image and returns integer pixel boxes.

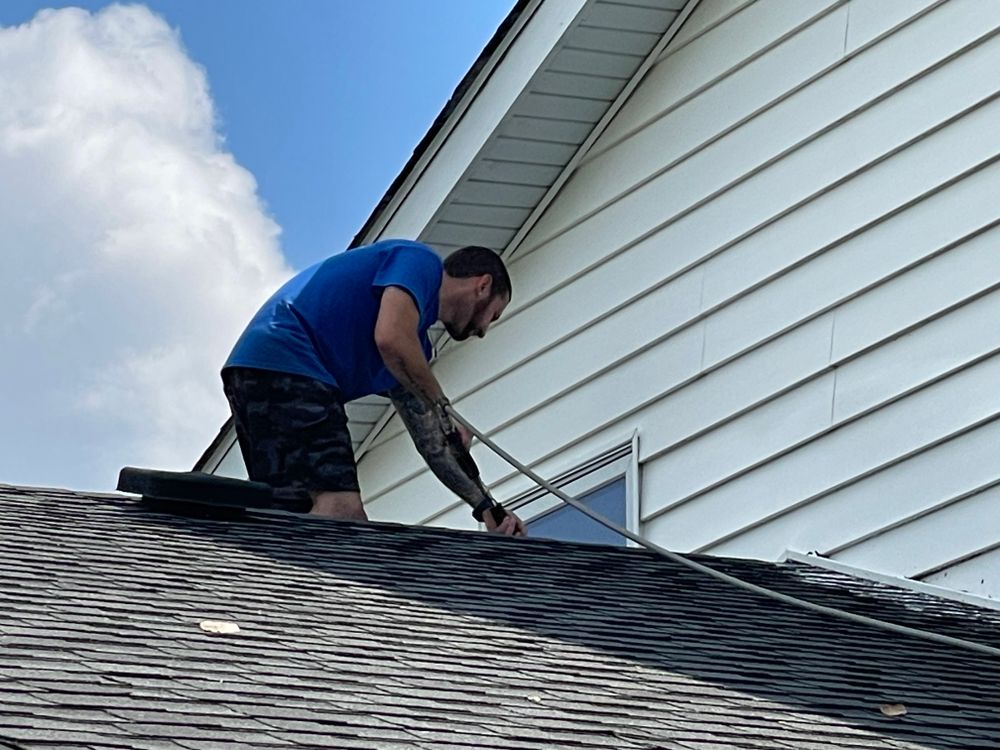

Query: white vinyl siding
[358,0,1000,597]
[923,546,1000,600]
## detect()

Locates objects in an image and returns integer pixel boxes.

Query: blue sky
[1,0,514,270]
[0,1,513,490]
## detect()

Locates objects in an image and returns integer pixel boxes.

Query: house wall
[357,0,1000,596]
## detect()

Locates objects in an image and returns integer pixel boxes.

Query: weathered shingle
[1,484,999,749]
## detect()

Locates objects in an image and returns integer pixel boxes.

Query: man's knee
[310,491,367,521]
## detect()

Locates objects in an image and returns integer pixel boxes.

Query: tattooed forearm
[388,385,490,509]
[395,356,440,406]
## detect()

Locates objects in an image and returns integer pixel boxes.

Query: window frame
[490,430,641,545]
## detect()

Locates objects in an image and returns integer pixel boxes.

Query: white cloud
[0,5,292,490]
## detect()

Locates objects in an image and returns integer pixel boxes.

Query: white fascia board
[782,550,1000,613]
[363,0,589,243]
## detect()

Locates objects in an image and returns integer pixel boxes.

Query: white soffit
[415,0,689,255]
[351,0,693,459]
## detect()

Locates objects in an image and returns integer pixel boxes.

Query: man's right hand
[484,508,526,537]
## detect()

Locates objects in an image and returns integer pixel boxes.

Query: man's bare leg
[310,491,368,520]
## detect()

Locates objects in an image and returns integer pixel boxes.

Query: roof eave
[351,0,537,248]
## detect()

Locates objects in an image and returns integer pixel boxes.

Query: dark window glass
[526,476,626,546]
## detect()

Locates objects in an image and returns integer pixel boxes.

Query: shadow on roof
[127,500,1000,749]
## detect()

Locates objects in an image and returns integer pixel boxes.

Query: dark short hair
[443,246,512,300]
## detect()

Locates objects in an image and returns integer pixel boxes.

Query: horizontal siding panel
[524,35,1000,313]
[424,96,1000,407]
[376,118,999,465]
[361,321,704,503]
[344,402,387,424]
[695,287,1000,555]
[701,147,1000,314]
[451,272,704,432]
[424,502,480,531]
[922,547,1000,599]
[666,0,753,53]
[437,263,702,403]
[832,213,1000,362]
[834,484,1000,577]
[501,80,1000,342]
[541,5,847,239]
[832,251,1000,421]
[702,170,1000,370]
[633,315,833,465]
[540,0,992,244]
[706,419,1000,562]
[596,0,844,148]
[637,226,1000,493]
[645,374,836,513]
[363,322,703,503]
[643,253,1000,536]
[845,0,943,53]
[643,354,1000,551]
[366,460,452,524]
[347,421,373,446]
[515,30,1000,324]
[419,256,697,411]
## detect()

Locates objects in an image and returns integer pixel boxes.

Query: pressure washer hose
[445,405,1000,659]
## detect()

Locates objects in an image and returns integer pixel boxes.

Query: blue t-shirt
[223,240,442,401]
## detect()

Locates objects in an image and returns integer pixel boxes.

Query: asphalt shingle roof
[1,483,999,750]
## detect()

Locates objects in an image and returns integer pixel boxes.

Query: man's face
[445,278,509,342]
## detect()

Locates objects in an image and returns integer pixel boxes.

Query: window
[527,476,627,545]
[500,434,639,547]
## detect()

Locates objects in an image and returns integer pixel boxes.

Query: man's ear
[477,274,493,298]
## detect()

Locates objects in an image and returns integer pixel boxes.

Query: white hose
[446,406,1000,659]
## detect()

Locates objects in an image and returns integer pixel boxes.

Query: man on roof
[221,239,526,536]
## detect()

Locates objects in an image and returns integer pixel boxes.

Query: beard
[444,320,474,341]
[444,296,490,341]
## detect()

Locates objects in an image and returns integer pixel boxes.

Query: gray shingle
[1,485,1000,750]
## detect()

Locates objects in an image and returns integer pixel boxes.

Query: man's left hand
[484,509,527,537]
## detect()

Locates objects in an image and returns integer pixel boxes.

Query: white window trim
[625,430,641,548]
[485,430,641,545]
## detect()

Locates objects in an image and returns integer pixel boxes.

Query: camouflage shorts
[221,367,360,495]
